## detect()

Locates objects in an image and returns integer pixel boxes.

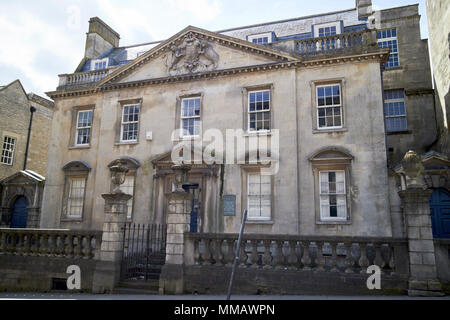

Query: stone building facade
[426,0,450,156]
[0,80,54,180]
[42,1,448,243]
[0,80,54,227]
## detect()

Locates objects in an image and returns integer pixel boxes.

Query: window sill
[243,131,272,137]
[313,128,348,134]
[60,217,83,222]
[316,220,352,225]
[114,141,139,146]
[387,130,411,135]
[384,66,402,71]
[246,220,274,225]
[69,145,90,150]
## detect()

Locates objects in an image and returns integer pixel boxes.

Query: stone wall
[373,5,437,165]
[0,81,53,181]
[426,0,450,156]
[0,255,96,292]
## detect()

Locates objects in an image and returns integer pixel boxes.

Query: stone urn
[401,150,424,188]
[171,164,191,193]
[109,160,129,194]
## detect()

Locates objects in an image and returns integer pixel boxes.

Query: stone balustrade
[57,69,111,90]
[0,228,102,260]
[297,30,376,57]
[185,233,409,275]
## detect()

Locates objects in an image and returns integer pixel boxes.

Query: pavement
[0,292,449,300]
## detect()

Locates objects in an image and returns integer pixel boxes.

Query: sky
[0,0,428,98]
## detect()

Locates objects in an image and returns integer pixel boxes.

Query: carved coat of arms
[166,32,219,75]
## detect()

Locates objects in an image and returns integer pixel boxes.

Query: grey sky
[0,0,428,98]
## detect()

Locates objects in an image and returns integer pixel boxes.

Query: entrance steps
[114,280,160,295]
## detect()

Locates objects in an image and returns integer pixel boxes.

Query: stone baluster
[238,240,247,267]
[48,234,56,256]
[287,240,298,270]
[82,236,90,259]
[23,234,32,256]
[330,242,339,272]
[262,240,272,269]
[358,243,370,273]
[273,240,284,269]
[211,239,222,266]
[74,235,82,258]
[249,240,259,268]
[33,232,40,256]
[301,241,311,270]
[65,235,74,258]
[344,242,354,273]
[315,241,326,272]
[225,239,235,266]
[15,232,23,255]
[0,231,5,253]
[374,243,384,269]
[203,239,212,265]
[193,239,201,265]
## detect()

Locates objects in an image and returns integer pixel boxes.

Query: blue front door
[182,184,200,233]
[10,196,29,228]
[430,188,450,239]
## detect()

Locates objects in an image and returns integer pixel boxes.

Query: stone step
[113,287,159,295]
[117,280,160,292]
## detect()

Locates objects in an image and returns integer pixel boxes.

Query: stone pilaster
[399,188,444,296]
[92,192,131,293]
[159,191,192,295]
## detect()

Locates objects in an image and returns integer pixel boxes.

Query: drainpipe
[23,106,36,171]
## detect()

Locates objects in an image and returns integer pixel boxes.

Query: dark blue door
[183,184,200,233]
[10,196,29,228]
[430,188,450,239]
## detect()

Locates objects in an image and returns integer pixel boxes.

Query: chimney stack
[356,0,373,20]
[84,17,120,59]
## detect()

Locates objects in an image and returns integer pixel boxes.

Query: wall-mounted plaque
[223,195,236,216]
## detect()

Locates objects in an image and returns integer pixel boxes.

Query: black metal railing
[120,223,167,281]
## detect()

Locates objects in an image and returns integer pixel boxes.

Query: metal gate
[120,224,167,281]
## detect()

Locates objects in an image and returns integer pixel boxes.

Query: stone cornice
[46,48,389,100]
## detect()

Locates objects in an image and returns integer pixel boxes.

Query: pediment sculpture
[166,32,219,75]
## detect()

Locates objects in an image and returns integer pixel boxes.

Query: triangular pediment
[1,170,45,185]
[99,26,300,86]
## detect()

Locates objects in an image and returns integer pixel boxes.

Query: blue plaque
[223,195,236,216]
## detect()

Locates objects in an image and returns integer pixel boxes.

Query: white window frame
[314,22,342,37]
[91,58,108,71]
[120,104,140,142]
[75,110,93,146]
[67,177,86,219]
[247,173,271,221]
[316,84,343,130]
[180,97,201,138]
[384,89,407,132]
[377,28,400,69]
[319,170,347,221]
[248,32,273,45]
[1,136,16,165]
[248,89,271,133]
